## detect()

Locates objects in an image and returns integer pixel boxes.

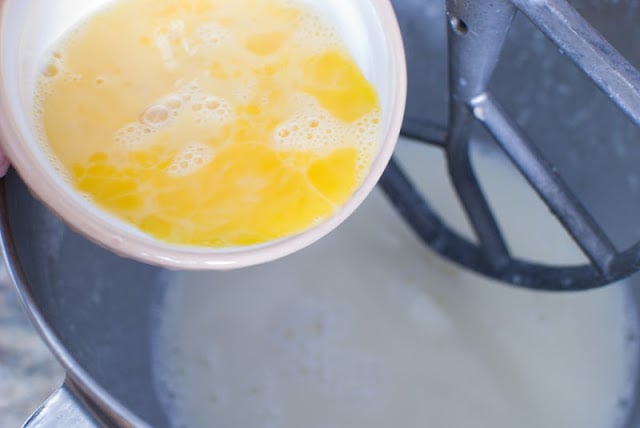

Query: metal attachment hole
[450,16,468,35]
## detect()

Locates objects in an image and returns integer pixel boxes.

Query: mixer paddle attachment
[380,0,640,290]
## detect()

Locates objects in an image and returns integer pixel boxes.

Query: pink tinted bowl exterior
[0,0,407,270]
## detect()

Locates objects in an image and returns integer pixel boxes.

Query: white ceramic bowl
[0,0,407,269]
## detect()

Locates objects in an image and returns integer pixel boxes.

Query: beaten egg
[36,0,382,247]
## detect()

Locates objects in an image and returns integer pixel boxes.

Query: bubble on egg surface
[352,110,383,175]
[115,84,234,149]
[45,149,72,183]
[273,93,382,178]
[167,142,214,176]
[173,81,235,125]
[191,94,234,125]
[42,57,63,78]
[114,122,155,149]
[141,104,172,128]
[293,12,340,54]
[39,54,68,95]
[62,72,83,84]
[273,95,347,153]
[274,113,346,154]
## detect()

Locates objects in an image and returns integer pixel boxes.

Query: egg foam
[35,0,382,247]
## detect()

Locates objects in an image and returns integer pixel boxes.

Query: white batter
[153,139,638,428]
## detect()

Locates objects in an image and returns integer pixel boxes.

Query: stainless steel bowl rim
[0,187,148,427]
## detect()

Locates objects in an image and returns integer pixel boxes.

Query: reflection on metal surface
[23,383,99,428]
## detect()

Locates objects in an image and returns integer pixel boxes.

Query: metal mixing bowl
[4,0,640,426]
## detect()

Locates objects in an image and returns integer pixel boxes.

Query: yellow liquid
[36,0,381,247]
